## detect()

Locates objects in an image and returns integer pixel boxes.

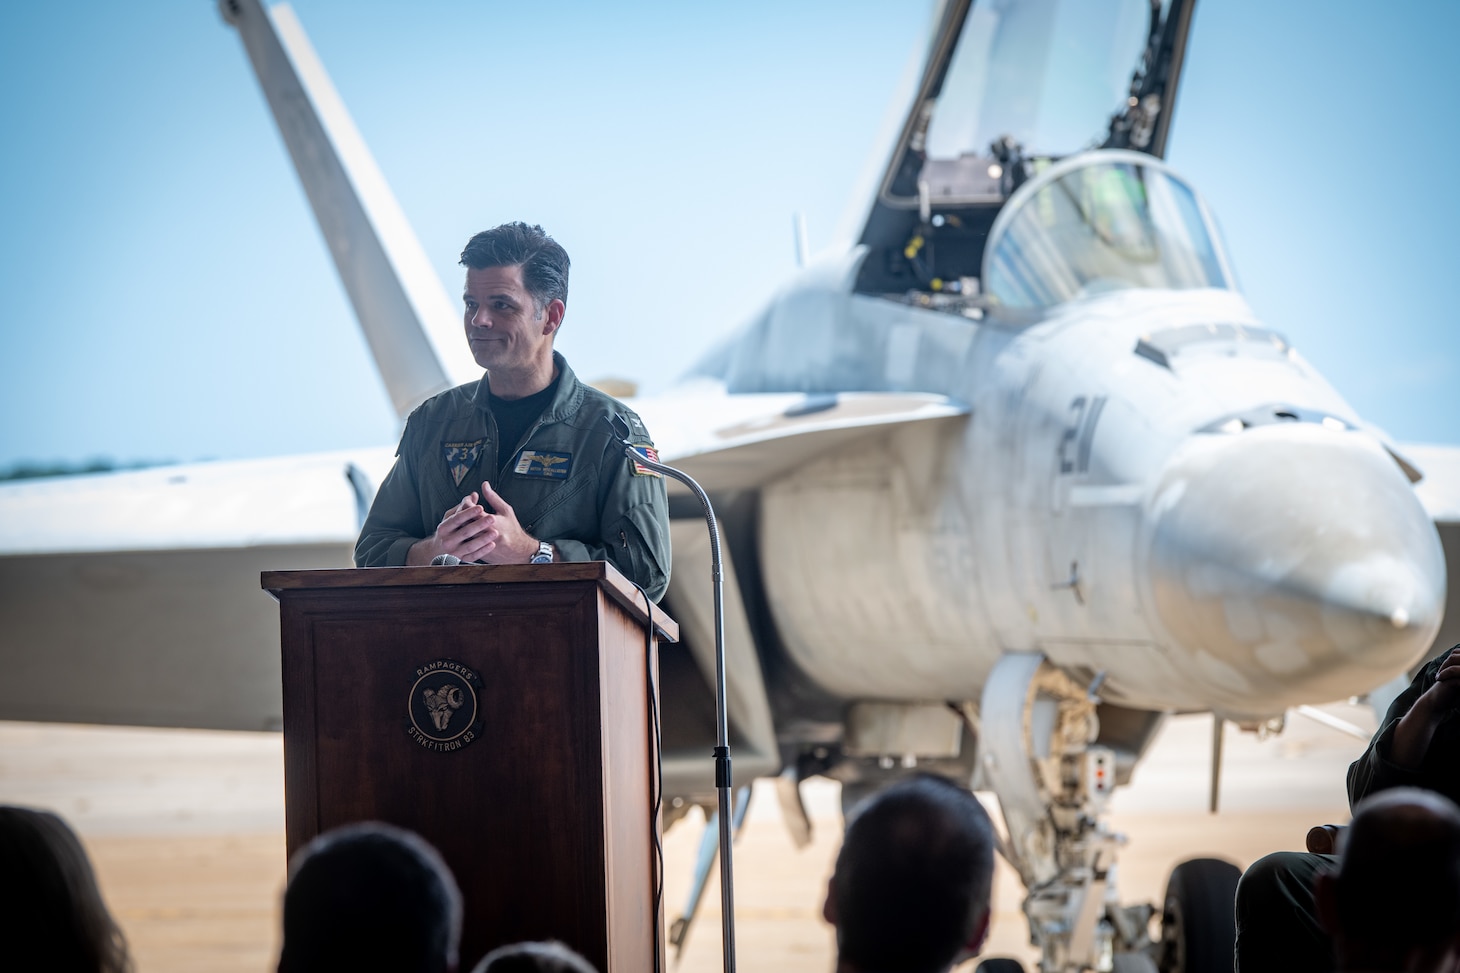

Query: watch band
[530,541,553,564]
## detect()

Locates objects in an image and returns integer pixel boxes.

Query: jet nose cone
[1146,426,1446,716]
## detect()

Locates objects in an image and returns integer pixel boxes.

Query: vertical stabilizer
[222,0,477,419]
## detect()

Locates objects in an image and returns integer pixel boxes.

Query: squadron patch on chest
[442,440,485,487]
[513,449,572,479]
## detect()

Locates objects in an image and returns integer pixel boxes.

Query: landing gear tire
[973,959,1025,973]
[1158,857,1242,973]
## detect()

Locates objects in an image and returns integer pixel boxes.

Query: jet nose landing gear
[978,652,1237,973]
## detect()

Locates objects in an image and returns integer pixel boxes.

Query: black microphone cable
[631,579,665,973]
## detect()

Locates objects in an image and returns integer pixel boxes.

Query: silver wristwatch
[530,541,553,564]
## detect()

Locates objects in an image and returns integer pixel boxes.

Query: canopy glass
[985,157,1233,308]
[924,0,1154,164]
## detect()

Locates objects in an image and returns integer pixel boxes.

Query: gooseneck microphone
[430,553,463,566]
[604,413,737,973]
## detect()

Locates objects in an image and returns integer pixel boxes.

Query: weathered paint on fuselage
[697,238,1445,722]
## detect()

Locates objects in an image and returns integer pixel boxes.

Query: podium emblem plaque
[407,659,482,752]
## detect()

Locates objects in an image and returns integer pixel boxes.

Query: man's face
[462,264,562,374]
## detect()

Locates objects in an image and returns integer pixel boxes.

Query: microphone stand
[608,419,736,973]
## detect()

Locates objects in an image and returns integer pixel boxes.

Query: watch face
[530,554,552,563]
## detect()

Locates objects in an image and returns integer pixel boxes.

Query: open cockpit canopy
[854,0,1198,309]
[984,152,1233,309]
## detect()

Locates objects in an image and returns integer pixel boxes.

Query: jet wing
[0,450,394,730]
[0,392,970,732]
[632,387,970,495]
[0,449,394,555]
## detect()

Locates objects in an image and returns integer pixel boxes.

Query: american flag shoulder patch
[630,444,661,478]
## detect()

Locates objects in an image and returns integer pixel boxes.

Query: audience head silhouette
[470,939,598,973]
[278,821,462,973]
[823,774,996,973]
[1316,787,1460,973]
[0,805,132,973]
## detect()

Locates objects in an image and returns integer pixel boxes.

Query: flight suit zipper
[495,416,548,482]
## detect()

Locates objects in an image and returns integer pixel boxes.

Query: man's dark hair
[459,223,570,312]
[0,805,133,973]
[470,940,598,973]
[278,821,463,973]
[830,774,995,973]
[1328,788,1460,966]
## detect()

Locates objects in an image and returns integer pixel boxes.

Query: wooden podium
[261,563,677,972]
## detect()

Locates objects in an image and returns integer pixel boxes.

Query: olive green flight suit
[354,352,671,602]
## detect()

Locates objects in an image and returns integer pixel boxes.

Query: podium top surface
[261,561,677,642]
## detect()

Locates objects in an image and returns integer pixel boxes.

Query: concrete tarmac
[0,702,1372,971]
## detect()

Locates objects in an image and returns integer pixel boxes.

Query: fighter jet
[1,1,1456,970]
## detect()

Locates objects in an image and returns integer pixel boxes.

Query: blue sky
[1,0,1456,473]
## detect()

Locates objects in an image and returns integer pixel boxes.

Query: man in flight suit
[354,222,671,602]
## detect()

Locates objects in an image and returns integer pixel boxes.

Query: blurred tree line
[0,458,174,481]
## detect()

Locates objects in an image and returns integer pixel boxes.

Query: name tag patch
[631,444,661,477]
[514,450,572,479]
[443,440,485,487]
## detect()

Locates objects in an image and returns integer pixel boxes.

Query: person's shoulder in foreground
[1315,786,1460,973]
[0,804,134,973]
[824,773,996,973]
[1348,645,1460,808]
